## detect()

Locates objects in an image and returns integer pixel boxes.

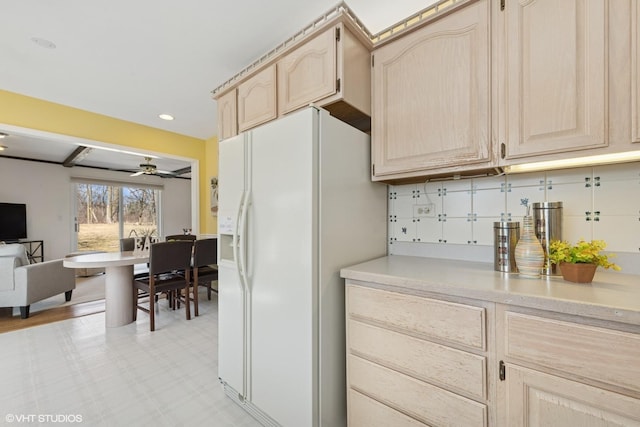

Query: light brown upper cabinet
[369,0,637,182]
[501,0,607,160]
[278,29,337,115]
[278,22,371,131]
[371,0,492,182]
[213,13,372,140]
[217,89,237,141]
[237,65,277,133]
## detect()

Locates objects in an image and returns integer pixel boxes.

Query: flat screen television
[0,203,27,242]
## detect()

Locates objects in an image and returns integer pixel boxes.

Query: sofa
[0,243,76,318]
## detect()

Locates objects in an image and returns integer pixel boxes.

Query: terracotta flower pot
[559,262,597,283]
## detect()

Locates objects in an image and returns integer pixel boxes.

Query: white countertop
[341,255,640,326]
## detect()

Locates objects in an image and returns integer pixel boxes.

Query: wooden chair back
[193,238,217,268]
[165,234,196,242]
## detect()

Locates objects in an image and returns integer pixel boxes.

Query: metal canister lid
[532,201,563,209]
[494,221,520,229]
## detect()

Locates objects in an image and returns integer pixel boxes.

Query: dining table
[63,251,149,327]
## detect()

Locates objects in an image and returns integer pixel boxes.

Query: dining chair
[190,238,218,316]
[120,237,149,278]
[132,240,193,331]
[163,235,196,313]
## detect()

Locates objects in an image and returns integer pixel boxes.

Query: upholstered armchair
[0,243,76,319]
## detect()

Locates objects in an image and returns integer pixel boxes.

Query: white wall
[0,157,191,260]
[389,161,640,274]
[162,177,194,236]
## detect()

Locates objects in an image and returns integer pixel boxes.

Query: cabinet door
[506,365,640,427]
[371,0,490,178]
[237,65,277,132]
[278,28,336,114]
[503,0,607,159]
[217,89,237,140]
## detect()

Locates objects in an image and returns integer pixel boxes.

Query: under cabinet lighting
[504,151,640,174]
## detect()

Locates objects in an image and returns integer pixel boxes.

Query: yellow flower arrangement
[548,239,621,271]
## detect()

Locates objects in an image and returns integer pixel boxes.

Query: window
[74,182,161,252]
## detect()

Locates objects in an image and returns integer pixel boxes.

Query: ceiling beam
[63,146,93,167]
[171,166,191,176]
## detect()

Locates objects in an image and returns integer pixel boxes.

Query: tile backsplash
[388,162,640,272]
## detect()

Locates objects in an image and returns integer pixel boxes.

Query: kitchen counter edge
[341,255,640,326]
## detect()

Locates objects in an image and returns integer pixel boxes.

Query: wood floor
[0,299,105,334]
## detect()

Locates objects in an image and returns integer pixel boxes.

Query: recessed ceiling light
[158,114,174,121]
[0,132,7,139]
[31,37,57,49]
[0,145,7,151]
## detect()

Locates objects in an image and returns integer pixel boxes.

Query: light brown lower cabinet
[346,283,493,427]
[499,307,640,427]
[345,281,640,426]
[505,365,640,427]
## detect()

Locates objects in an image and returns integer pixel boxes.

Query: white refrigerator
[217,107,387,427]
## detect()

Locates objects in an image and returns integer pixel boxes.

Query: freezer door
[218,133,247,396]
[247,108,316,426]
[218,263,245,396]
[218,133,246,263]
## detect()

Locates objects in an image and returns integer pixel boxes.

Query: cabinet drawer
[348,319,486,400]
[505,311,640,394]
[349,389,427,427]
[347,285,486,349]
[349,355,487,427]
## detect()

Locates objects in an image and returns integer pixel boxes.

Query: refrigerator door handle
[238,189,250,292]
[237,188,252,401]
[232,190,245,270]
[241,134,252,293]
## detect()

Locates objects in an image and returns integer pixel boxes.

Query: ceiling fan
[130,157,174,177]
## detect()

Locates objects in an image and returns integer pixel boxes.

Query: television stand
[18,240,44,263]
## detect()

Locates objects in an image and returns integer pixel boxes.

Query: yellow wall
[204,134,219,234]
[0,89,218,234]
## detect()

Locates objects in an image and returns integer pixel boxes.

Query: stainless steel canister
[494,221,520,272]
[532,201,563,275]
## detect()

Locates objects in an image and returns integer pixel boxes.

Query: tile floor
[0,289,261,426]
